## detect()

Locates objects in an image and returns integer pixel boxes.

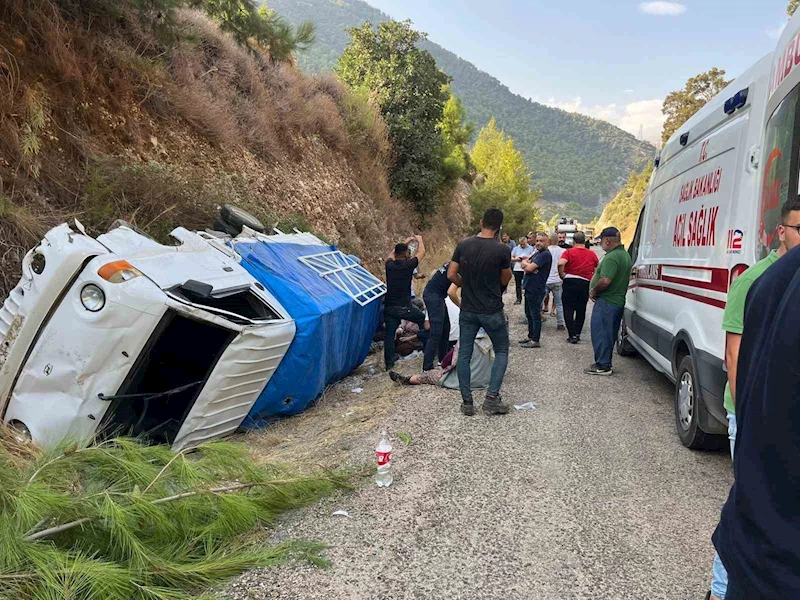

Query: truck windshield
[761,82,800,258]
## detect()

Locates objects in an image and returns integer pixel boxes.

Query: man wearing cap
[585,227,631,376]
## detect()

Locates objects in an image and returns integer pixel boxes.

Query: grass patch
[0,429,350,600]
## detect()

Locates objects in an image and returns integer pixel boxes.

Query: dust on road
[226,299,733,600]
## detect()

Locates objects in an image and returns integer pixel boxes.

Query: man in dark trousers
[448,208,512,416]
[585,227,631,375]
[422,262,452,372]
[558,231,599,344]
[712,242,800,599]
[519,232,551,348]
[383,235,426,371]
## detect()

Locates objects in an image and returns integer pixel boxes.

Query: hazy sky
[366,0,790,143]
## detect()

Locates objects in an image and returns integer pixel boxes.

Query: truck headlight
[80,284,106,312]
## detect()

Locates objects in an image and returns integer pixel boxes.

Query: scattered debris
[332,509,351,518]
[513,402,537,410]
[351,388,364,394]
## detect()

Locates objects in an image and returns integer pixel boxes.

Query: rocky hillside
[267,0,655,205]
[0,1,470,297]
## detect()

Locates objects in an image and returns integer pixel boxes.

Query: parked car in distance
[0,221,295,451]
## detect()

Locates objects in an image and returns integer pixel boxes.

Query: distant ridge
[269,0,655,205]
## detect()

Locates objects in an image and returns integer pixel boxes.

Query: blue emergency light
[724,88,749,115]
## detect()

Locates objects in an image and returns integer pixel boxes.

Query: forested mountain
[595,163,654,245]
[268,0,655,205]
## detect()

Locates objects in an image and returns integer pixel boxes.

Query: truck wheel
[213,217,240,237]
[616,321,637,357]
[219,205,265,234]
[674,355,718,450]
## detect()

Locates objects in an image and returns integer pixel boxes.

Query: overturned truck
[0,222,295,450]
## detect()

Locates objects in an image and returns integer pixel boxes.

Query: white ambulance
[619,52,774,449]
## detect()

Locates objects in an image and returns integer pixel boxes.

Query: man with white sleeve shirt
[546,232,566,331]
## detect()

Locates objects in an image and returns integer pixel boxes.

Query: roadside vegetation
[468,118,542,238]
[0,428,350,599]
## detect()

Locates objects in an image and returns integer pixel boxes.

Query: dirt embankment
[0,1,470,297]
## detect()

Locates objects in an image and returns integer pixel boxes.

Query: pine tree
[470,118,541,237]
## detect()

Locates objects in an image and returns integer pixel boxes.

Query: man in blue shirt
[519,232,551,348]
[712,243,800,599]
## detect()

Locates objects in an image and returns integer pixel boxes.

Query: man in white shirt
[547,232,566,331]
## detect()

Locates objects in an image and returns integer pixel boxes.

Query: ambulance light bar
[724,88,749,115]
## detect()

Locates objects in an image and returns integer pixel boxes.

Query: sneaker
[557,325,566,331]
[584,365,612,376]
[483,394,510,415]
[566,336,575,343]
[520,340,541,348]
[389,371,412,385]
[518,338,531,344]
[574,335,581,342]
[461,403,476,416]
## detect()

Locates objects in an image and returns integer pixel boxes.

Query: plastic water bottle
[375,430,393,487]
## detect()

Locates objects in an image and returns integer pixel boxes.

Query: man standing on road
[706,199,800,600]
[448,208,512,416]
[502,233,516,250]
[712,239,800,599]
[557,232,572,248]
[422,262,453,372]
[511,236,534,305]
[383,236,426,371]
[558,231,599,344]
[585,227,631,376]
[546,233,566,332]
[519,233,551,349]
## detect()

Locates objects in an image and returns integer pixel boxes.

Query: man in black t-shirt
[712,243,800,599]
[520,233,551,348]
[448,208,512,416]
[383,235,426,370]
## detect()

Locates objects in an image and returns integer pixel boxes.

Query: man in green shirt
[585,227,632,375]
[706,198,800,600]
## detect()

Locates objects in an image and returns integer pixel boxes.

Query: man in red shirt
[557,231,599,344]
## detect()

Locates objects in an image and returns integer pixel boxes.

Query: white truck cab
[0,222,295,451]
[620,53,773,449]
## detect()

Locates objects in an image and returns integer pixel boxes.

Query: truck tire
[616,321,637,357]
[219,205,265,234]
[213,217,240,237]
[674,355,721,450]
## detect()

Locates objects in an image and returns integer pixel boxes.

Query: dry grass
[242,359,396,472]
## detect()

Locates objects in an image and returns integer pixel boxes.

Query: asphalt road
[226,298,733,600]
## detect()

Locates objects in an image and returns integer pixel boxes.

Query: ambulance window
[628,206,645,262]
[760,82,800,258]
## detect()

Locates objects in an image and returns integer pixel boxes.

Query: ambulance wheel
[616,321,637,357]
[674,355,715,449]
[219,205,265,234]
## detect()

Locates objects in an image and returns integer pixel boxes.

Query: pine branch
[23,478,331,542]
[142,448,189,494]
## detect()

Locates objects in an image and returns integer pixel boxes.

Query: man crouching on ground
[448,208,512,416]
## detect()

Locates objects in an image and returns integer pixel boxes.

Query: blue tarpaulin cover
[233,241,381,427]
